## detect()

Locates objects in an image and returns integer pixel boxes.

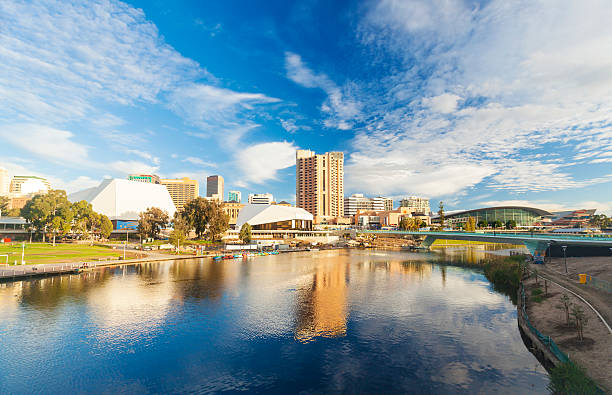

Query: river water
[0,248,548,394]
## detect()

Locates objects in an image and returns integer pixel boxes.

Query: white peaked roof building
[69,179,176,221]
[236,204,313,230]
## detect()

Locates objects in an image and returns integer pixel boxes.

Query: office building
[206,175,224,201]
[344,194,385,216]
[0,167,9,196]
[222,201,245,227]
[9,176,51,196]
[400,196,430,215]
[69,179,176,224]
[160,177,199,212]
[228,190,242,203]
[248,193,274,205]
[296,150,344,221]
[128,174,161,184]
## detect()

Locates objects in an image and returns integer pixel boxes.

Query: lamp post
[562,245,568,274]
[124,231,127,260]
[546,242,551,264]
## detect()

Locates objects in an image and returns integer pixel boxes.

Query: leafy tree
[71,200,95,239]
[437,201,445,228]
[465,217,477,232]
[0,195,8,213]
[477,219,488,229]
[571,305,588,341]
[206,201,229,241]
[239,223,252,244]
[493,220,503,229]
[505,219,517,229]
[556,294,572,326]
[588,214,610,229]
[169,213,188,251]
[138,207,169,239]
[100,215,113,239]
[21,190,72,243]
[181,197,211,239]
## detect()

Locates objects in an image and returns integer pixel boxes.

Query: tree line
[138,197,230,243]
[14,190,113,244]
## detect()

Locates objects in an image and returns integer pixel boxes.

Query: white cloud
[285,52,361,130]
[343,0,612,197]
[107,160,159,175]
[234,142,297,185]
[182,157,217,168]
[0,124,89,164]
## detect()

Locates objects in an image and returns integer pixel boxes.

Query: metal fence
[521,284,570,363]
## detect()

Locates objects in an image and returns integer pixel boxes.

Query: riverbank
[522,267,611,392]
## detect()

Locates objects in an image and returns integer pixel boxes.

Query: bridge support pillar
[523,240,550,262]
[421,235,437,248]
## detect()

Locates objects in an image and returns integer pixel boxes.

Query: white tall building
[400,196,430,214]
[344,194,393,216]
[9,176,51,196]
[0,167,10,196]
[69,179,176,221]
[248,193,274,205]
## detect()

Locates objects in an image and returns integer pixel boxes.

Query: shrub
[532,288,543,296]
[548,362,600,395]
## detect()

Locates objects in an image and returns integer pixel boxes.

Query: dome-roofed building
[434,206,552,228]
[69,179,176,223]
[236,204,313,230]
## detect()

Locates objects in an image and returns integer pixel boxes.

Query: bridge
[360,230,612,257]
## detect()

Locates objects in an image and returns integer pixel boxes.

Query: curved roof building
[69,179,176,221]
[236,204,313,230]
[439,206,552,227]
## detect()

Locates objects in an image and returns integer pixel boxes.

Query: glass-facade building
[443,207,552,227]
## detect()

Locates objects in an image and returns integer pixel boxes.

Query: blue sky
[1,0,611,213]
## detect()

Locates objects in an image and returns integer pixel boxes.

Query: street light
[562,245,568,274]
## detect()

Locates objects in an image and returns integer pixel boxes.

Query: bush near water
[483,255,523,303]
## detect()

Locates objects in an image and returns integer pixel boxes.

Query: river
[0,248,548,394]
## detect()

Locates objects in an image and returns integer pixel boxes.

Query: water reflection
[0,249,548,394]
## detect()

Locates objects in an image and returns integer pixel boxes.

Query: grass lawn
[0,243,135,265]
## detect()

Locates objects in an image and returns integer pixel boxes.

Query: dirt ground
[547,256,612,282]
[523,274,612,392]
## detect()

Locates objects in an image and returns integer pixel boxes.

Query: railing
[520,284,570,363]
[364,230,612,242]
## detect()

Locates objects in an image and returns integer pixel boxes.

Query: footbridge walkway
[360,230,612,257]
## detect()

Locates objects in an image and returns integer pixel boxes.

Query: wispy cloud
[285,52,361,130]
[342,0,612,197]
[234,141,297,186]
[182,157,217,168]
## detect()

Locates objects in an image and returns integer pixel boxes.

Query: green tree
[437,201,445,228]
[100,215,113,239]
[0,196,8,213]
[181,197,211,239]
[138,207,169,239]
[465,217,477,232]
[71,200,95,239]
[477,219,488,229]
[21,190,72,243]
[493,220,503,229]
[169,213,188,252]
[505,219,517,229]
[239,223,252,244]
[206,201,229,241]
[571,305,588,341]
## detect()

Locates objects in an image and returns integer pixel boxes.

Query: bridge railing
[362,230,612,242]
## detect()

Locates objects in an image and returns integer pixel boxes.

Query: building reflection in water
[294,256,349,343]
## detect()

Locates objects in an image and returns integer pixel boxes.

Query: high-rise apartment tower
[296,150,344,219]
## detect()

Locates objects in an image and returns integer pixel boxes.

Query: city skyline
[1,0,611,214]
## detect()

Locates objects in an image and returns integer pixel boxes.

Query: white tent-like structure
[69,179,176,221]
[236,204,313,230]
